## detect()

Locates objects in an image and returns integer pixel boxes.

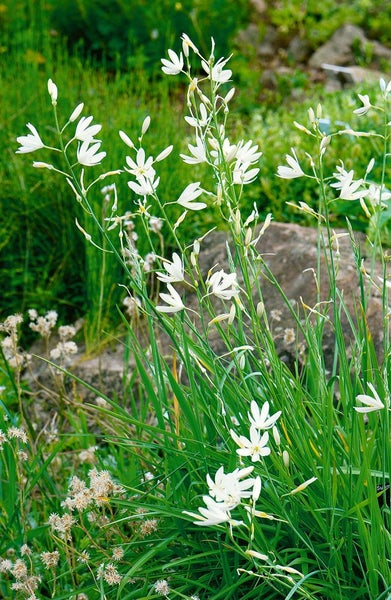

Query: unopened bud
[308,107,315,124]
[33,161,54,170]
[256,301,264,318]
[224,87,235,104]
[47,79,58,105]
[155,145,173,162]
[365,157,375,175]
[119,130,135,149]
[294,121,312,136]
[320,135,330,153]
[244,227,252,246]
[69,102,84,123]
[141,115,151,135]
[272,426,280,446]
[228,303,236,325]
[234,209,241,237]
[316,103,322,119]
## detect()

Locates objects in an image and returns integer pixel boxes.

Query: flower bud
[141,115,151,135]
[224,87,235,104]
[47,79,58,105]
[119,130,135,149]
[33,161,54,170]
[69,103,84,123]
[256,301,264,318]
[272,426,280,446]
[155,145,173,162]
[244,227,252,247]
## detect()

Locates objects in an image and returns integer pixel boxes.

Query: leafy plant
[1,35,390,599]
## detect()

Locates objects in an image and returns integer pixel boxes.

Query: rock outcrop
[25,222,388,402]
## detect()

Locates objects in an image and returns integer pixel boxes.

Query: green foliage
[0,46,191,345]
[46,0,249,71]
[265,0,391,48]
[1,34,391,599]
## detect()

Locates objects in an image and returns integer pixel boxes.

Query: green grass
[1,11,391,597]
[1,32,390,598]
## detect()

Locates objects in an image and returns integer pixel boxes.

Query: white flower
[183,495,235,527]
[236,140,262,165]
[210,137,238,164]
[277,149,305,179]
[206,466,255,509]
[75,115,102,142]
[181,33,199,57]
[177,182,206,211]
[128,174,160,197]
[16,123,45,154]
[330,164,368,201]
[249,400,281,430]
[366,183,391,207]
[125,148,155,180]
[180,136,208,164]
[230,425,271,462]
[161,49,184,75]
[202,56,232,84]
[233,161,259,185]
[185,103,209,128]
[156,252,184,283]
[154,579,170,596]
[156,283,185,313]
[77,140,106,166]
[353,94,372,116]
[207,270,239,300]
[47,78,58,104]
[355,383,385,413]
[380,77,391,99]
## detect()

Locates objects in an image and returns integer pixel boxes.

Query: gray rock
[309,24,367,68]
[288,35,311,63]
[322,63,387,91]
[249,0,267,15]
[25,223,387,402]
[195,222,386,368]
[309,23,391,69]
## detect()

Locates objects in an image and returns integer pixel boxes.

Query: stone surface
[321,63,387,91]
[196,222,386,368]
[309,24,391,69]
[25,222,388,403]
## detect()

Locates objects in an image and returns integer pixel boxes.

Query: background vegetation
[1,0,390,342]
[0,3,390,599]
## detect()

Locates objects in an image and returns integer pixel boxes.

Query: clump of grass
[1,35,390,600]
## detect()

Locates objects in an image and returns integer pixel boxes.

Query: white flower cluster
[0,313,25,368]
[29,309,58,337]
[184,465,261,527]
[230,400,281,462]
[184,400,281,527]
[276,76,391,221]
[49,324,78,363]
[162,35,261,192]
[16,88,106,167]
[61,468,124,512]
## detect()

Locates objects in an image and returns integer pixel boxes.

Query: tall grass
[0,27,195,348]
[0,34,390,599]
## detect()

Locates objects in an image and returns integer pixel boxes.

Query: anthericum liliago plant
[1,34,390,600]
